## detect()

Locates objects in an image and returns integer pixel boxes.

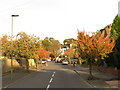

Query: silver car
[62,60,69,65]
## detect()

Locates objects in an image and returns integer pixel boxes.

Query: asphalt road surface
[4,62,92,88]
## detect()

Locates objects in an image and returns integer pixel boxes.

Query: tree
[63,38,75,45]
[42,39,51,51]
[42,37,55,51]
[16,32,41,72]
[77,28,115,80]
[35,46,50,69]
[36,46,50,60]
[49,37,55,42]
[41,37,61,60]
[110,15,120,40]
[0,35,11,58]
[110,15,120,69]
[113,36,120,69]
[49,40,61,60]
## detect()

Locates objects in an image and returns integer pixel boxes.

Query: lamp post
[11,15,19,80]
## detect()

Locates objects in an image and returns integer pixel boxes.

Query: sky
[0,0,119,44]
[118,1,120,17]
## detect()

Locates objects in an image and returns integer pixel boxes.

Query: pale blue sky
[0,0,119,43]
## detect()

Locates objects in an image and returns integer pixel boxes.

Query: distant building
[60,39,77,56]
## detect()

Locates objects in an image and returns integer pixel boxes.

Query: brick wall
[92,65,119,77]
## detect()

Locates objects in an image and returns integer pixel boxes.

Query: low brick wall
[28,59,36,68]
[92,65,119,77]
[81,64,119,77]
[1,58,37,73]
[2,58,20,73]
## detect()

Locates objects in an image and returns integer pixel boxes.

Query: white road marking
[46,71,56,90]
[46,84,50,90]
[52,74,54,77]
[49,78,53,83]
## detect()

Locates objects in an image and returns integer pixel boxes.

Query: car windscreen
[42,59,46,61]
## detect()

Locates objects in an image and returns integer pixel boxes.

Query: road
[4,62,92,88]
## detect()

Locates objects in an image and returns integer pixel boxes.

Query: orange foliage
[64,48,75,59]
[36,46,50,59]
[77,28,115,60]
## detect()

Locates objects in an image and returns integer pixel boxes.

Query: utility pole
[11,15,19,80]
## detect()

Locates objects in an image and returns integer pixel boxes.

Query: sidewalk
[2,68,35,88]
[2,65,46,88]
[74,64,120,88]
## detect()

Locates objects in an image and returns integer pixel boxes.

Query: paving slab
[74,64,120,89]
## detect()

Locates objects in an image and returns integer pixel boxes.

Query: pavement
[73,64,120,89]
[2,64,46,88]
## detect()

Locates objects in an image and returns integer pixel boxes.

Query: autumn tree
[36,46,50,60]
[1,35,9,57]
[35,46,50,69]
[77,27,115,79]
[16,32,41,71]
[0,35,14,58]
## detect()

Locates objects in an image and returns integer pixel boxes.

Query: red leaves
[78,28,115,60]
[36,46,50,59]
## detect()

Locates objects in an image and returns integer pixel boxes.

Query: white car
[62,60,69,65]
[42,59,47,64]
[47,59,51,62]
[0,56,5,59]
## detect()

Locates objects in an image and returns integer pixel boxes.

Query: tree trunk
[89,60,92,76]
[79,60,82,64]
[26,59,29,72]
[38,59,42,69]
[36,60,38,70]
[88,59,93,80]
[68,57,70,64]
[40,59,42,64]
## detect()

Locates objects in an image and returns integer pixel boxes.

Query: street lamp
[11,15,19,80]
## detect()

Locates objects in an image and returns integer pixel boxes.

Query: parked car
[55,58,62,63]
[0,56,5,59]
[41,59,47,64]
[62,60,69,65]
[46,59,51,62]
